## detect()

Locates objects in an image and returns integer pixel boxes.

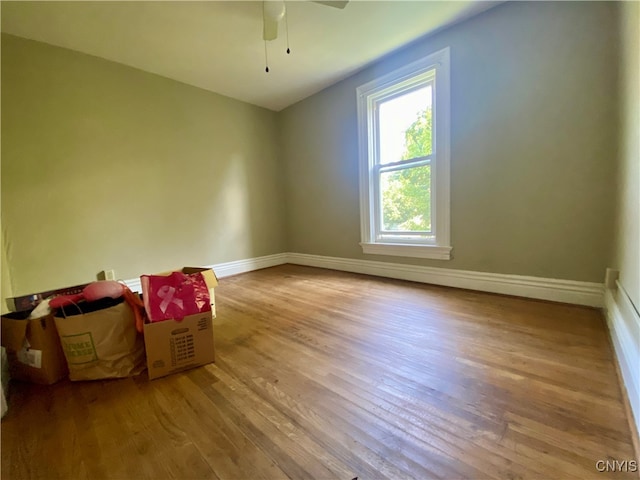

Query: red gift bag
[141,271,211,323]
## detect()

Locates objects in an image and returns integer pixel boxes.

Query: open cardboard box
[142,267,218,380]
[1,312,68,384]
[5,282,89,313]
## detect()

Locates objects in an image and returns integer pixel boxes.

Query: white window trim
[357,47,451,260]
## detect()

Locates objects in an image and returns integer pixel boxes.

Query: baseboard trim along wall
[286,253,605,307]
[604,282,640,437]
[210,253,289,278]
[124,252,604,307]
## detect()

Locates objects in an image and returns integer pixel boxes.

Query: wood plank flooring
[1,264,637,479]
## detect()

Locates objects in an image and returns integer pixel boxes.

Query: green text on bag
[60,333,98,364]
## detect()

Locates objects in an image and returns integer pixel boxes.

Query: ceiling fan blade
[313,1,349,9]
[263,16,279,41]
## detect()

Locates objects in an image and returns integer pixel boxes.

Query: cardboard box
[1,312,68,384]
[5,282,89,312]
[142,267,217,380]
[143,311,215,380]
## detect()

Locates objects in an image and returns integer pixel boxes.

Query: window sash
[375,160,433,237]
[372,79,435,168]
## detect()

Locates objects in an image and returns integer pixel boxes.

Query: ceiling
[1,1,498,111]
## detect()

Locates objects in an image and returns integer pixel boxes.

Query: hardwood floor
[2,264,637,479]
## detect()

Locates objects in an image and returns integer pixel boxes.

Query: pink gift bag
[141,271,211,323]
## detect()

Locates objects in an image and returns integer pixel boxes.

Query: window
[357,48,451,260]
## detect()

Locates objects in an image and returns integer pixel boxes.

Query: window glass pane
[380,164,431,232]
[378,85,432,165]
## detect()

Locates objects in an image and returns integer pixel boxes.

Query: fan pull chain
[285,6,291,54]
[263,0,269,72]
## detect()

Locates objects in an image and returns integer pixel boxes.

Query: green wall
[1,34,286,296]
[279,1,619,283]
[615,1,639,309]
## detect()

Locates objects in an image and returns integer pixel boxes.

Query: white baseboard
[287,253,604,307]
[123,253,288,292]
[210,253,288,278]
[124,252,604,308]
[605,282,640,436]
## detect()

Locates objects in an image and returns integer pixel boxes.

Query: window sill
[360,242,452,260]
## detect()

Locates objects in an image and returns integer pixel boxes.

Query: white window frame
[357,47,452,260]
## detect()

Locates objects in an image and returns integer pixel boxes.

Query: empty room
[1,1,638,478]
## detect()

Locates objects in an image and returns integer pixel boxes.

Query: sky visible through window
[379,86,432,165]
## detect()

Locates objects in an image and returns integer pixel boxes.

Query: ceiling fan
[262,0,348,42]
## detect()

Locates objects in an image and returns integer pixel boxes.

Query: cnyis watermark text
[595,459,638,473]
